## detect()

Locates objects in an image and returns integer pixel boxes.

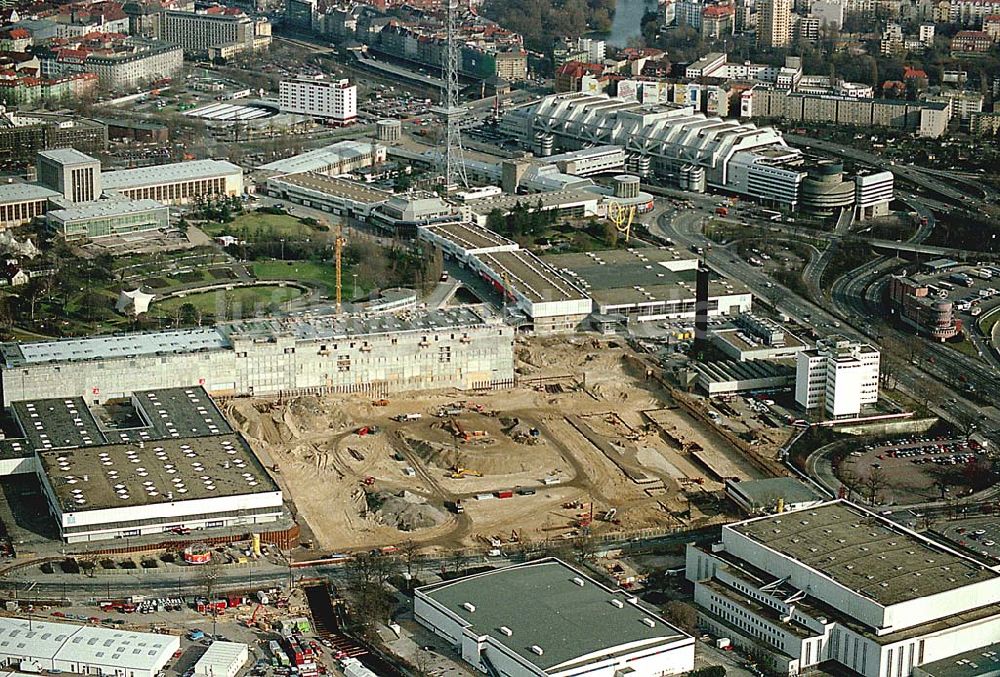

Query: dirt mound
[366,490,446,531]
[401,433,558,476]
[225,397,352,447]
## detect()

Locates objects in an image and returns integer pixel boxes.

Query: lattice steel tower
[435,0,467,190]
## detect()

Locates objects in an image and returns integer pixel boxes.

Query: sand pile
[224,397,352,447]
[366,490,446,531]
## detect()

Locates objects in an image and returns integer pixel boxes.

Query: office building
[0,307,515,406]
[0,111,106,167]
[36,148,101,202]
[285,0,316,29]
[758,0,793,47]
[500,93,805,208]
[416,558,696,677]
[46,198,169,239]
[279,76,357,124]
[854,171,894,220]
[886,275,959,341]
[686,500,1000,677]
[158,8,271,58]
[0,617,179,675]
[795,336,879,417]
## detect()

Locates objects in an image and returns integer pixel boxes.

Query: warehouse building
[416,558,695,677]
[0,307,515,406]
[544,250,751,324]
[688,358,795,396]
[263,172,391,221]
[193,641,249,677]
[258,140,386,177]
[101,159,243,205]
[0,616,179,675]
[686,500,1000,677]
[0,386,288,542]
[416,223,591,333]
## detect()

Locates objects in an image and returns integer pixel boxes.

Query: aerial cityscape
[0,0,993,672]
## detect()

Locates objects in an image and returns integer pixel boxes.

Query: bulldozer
[449,465,483,479]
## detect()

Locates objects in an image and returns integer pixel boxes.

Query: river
[591,0,658,47]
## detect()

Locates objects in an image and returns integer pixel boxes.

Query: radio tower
[435,0,467,191]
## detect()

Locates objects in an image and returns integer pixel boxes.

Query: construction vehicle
[449,417,488,443]
[449,466,483,478]
[270,464,280,473]
[393,413,422,422]
[372,399,390,407]
[361,476,376,486]
[355,426,379,436]
[445,499,465,513]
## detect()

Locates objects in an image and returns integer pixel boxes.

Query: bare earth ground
[223,337,762,554]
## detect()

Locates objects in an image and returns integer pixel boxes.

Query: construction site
[223,336,777,555]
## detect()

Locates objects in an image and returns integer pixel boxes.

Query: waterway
[592,0,658,47]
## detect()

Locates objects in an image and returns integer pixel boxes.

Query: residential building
[744,86,951,138]
[495,51,528,81]
[686,500,1000,677]
[952,30,991,53]
[0,111,107,166]
[279,76,356,124]
[415,558,696,677]
[158,8,271,57]
[795,336,879,417]
[0,72,98,106]
[554,61,606,93]
[758,0,793,47]
[881,22,905,54]
[923,89,984,120]
[949,0,1000,25]
[676,0,706,28]
[970,110,1000,134]
[794,15,820,40]
[810,0,845,28]
[702,3,736,36]
[919,22,935,45]
[39,36,183,91]
[985,14,1000,40]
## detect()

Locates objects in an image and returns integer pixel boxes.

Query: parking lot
[841,434,988,504]
[935,516,1000,564]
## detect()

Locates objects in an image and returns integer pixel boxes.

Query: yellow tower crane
[335,224,347,314]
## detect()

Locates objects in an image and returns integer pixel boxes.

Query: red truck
[715,206,729,216]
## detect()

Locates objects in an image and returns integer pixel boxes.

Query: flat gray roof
[544,249,747,307]
[465,188,598,214]
[258,141,379,175]
[38,432,278,513]
[727,477,824,506]
[47,198,166,222]
[268,172,391,204]
[730,501,998,606]
[420,558,690,672]
[0,328,229,367]
[0,308,498,368]
[692,359,794,384]
[422,222,515,251]
[10,387,233,451]
[914,642,1000,677]
[476,250,589,303]
[37,148,98,166]
[101,160,242,190]
[0,182,61,204]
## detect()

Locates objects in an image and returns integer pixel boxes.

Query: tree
[665,600,699,633]
[863,466,889,505]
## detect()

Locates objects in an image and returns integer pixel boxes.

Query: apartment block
[279,76,357,124]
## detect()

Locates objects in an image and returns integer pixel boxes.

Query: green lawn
[945,336,982,359]
[200,212,327,239]
[152,285,303,318]
[252,260,336,295]
[980,307,1000,337]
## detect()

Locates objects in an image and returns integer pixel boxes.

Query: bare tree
[665,600,698,633]
[863,466,889,505]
